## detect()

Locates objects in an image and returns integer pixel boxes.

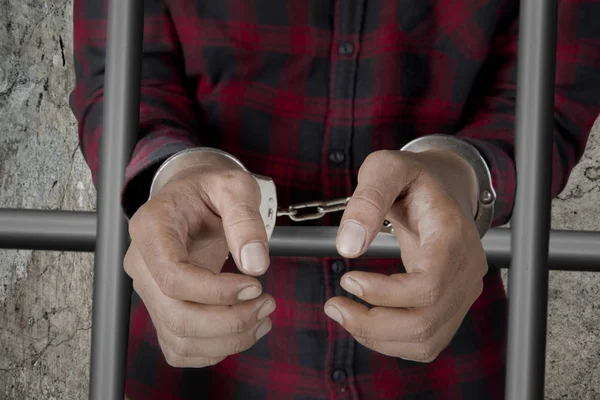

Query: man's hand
[325,149,486,363]
[124,155,276,368]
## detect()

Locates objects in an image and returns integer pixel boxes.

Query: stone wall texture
[1,1,599,399]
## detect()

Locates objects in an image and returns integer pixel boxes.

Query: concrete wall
[0,1,599,399]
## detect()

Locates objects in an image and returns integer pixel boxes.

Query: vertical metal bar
[506,0,558,398]
[88,0,145,399]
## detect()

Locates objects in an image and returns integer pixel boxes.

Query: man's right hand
[124,154,276,368]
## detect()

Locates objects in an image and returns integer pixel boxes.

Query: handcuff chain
[275,197,395,234]
[276,197,351,222]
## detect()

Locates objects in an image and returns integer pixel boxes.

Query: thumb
[202,169,270,276]
[337,150,420,258]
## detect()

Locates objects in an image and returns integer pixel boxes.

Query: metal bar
[2,210,600,271]
[0,209,96,252]
[88,0,145,398]
[506,0,559,398]
[270,227,600,272]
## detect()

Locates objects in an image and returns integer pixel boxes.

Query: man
[69,0,600,399]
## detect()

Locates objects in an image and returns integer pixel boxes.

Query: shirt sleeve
[69,0,202,218]
[456,2,600,228]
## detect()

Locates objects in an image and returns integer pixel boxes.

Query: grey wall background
[0,1,599,399]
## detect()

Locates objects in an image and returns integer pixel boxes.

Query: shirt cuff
[461,137,516,228]
[122,132,201,218]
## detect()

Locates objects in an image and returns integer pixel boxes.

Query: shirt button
[331,260,345,274]
[338,42,354,56]
[332,369,347,383]
[329,150,345,164]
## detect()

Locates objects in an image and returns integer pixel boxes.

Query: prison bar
[506,0,559,398]
[0,209,96,252]
[1,210,600,272]
[87,0,145,399]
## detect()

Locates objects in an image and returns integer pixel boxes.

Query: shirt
[69,0,600,399]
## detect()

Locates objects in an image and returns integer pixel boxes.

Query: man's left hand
[325,148,488,363]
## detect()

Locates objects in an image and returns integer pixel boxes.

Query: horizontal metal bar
[0,209,96,252]
[1,209,599,271]
[270,227,600,272]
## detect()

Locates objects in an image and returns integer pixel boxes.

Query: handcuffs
[149,135,496,241]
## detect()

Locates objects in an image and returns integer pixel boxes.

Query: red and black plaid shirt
[70,0,600,399]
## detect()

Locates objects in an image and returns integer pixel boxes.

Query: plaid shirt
[70,0,600,399]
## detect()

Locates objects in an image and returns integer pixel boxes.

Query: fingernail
[341,277,364,297]
[237,286,261,301]
[338,221,366,256]
[240,241,269,275]
[255,318,272,340]
[324,305,344,325]
[257,300,276,320]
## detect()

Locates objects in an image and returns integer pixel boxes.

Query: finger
[156,294,276,339]
[158,334,227,368]
[339,256,455,309]
[139,291,226,368]
[125,243,263,307]
[143,295,231,367]
[200,169,270,276]
[341,219,479,309]
[337,150,421,258]
[339,268,454,309]
[325,276,482,343]
[130,245,277,337]
[157,317,273,359]
[352,289,479,363]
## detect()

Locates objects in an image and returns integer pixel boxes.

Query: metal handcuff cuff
[148,134,496,244]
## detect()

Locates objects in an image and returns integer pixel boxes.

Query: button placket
[327,2,366,397]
